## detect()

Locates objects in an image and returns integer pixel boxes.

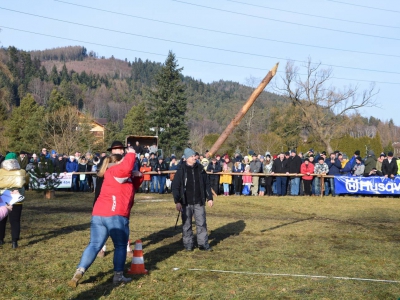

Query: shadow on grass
[72,221,246,299]
[141,225,180,246]
[260,217,314,232]
[209,220,246,247]
[27,222,91,245]
[26,205,93,214]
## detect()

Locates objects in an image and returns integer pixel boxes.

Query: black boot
[0,240,4,246]
[12,241,18,249]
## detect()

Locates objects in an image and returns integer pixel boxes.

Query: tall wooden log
[206,63,279,158]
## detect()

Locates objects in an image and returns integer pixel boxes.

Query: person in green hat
[0,152,26,249]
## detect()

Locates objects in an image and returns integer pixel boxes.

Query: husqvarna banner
[334,176,400,195]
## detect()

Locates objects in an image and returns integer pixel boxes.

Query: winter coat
[300,163,314,180]
[249,159,262,174]
[364,155,377,175]
[382,158,398,177]
[314,162,329,174]
[232,162,245,174]
[352,163,365,176]
[17,156,28,170]
[172,161,213,206]
[376,160,383,172]
[219,167,232,184]
[154,161,169,173]
[207,162,222,179]
[92,153,142,219]
[66,159,79,173]
[78,162,89,180]
[149,157,158,170]
[263,161,273,175]
[325,158,342,175]
[288,155,302,174]
[140,166,152,181]
[242,171,252,184]
[272,158,289,174]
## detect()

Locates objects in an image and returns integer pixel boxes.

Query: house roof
[94,118,108,126]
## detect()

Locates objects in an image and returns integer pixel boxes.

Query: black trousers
[303,180,312,196]
[265,176,273,196]
[0,204,23,242]
[209,176,219,195]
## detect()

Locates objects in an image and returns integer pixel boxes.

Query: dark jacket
[78,162,89,180]
[149,157,158,170]
[288,155,302,174]
[206,161,222,179]
[325,158,342,175]
[272,158,289,174]
[382,158,398,177]
[154,161,169,174]
[172,161,213,206]
[17,156,29,170]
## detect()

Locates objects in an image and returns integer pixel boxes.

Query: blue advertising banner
[334,176,400,195]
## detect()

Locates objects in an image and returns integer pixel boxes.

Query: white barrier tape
[187,268,400,284]
[133,257,144,264]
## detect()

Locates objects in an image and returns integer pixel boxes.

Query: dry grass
[1,191,400,299]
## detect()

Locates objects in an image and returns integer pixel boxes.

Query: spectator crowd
[0,143,398,197]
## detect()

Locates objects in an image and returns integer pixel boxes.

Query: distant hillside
[1,45,398,155]
[41,57,132,78]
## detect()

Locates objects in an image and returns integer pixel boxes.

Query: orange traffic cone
[127,240,148,275]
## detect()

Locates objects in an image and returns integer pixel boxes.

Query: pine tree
[122,102,150,136]
[147,51,188,156]
[47,89,69,112]
[49,65,59,85]
[5,93,44,152]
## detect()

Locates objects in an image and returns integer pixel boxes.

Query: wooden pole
[206,63,279,158]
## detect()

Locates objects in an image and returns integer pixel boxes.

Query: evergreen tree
[122,102,150,136]
[105,121,124,146]
[147,51,188,155]
[49,65,59,85]
[5,93,44,152]
[60,64,70,82]
[47,89,69,112]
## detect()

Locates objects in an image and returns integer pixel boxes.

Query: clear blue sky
[0,0,399,123]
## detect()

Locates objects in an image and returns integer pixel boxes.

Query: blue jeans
[80,179,88,192]
[71,175,78,191]
[276,177,287,196]
[325,177,335,196]
[142,180,150,192]
[158,175,166,194]
[77,215,129,272]
[151,176,158,193]
[223,183,230,193]
[272,180,277,194]
[314,177,321,195]
[290,177,300,195]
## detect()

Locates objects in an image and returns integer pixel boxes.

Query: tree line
[0,45,398,158]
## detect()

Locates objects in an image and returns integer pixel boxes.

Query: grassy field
[1,191,400,299]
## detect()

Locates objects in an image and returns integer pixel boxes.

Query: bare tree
[40,106,96,154]
[277,58,378,153]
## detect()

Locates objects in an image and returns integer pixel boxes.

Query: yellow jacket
[219,168,232,184]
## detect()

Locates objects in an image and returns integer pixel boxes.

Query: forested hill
[2,45,285,130]
[0,45,398,156]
